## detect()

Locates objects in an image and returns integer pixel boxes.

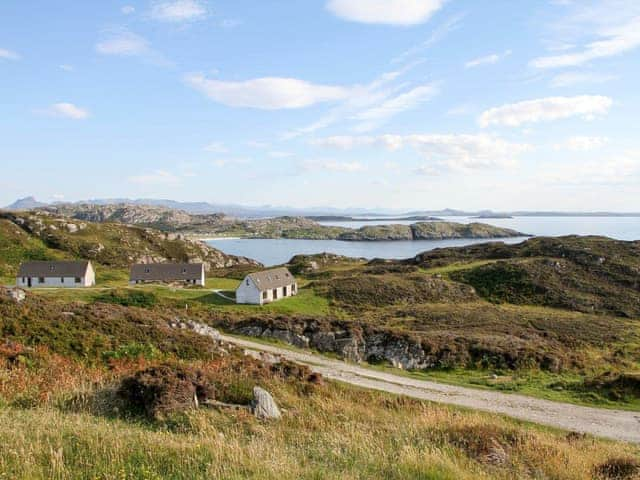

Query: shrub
[594,457,640,480]
[102,342,162,362]
[118,363,216,419]
[95,289,158,308]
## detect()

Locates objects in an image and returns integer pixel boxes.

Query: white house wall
[235,278,298,305]
[16,275,93,288]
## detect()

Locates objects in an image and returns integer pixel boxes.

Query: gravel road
[221,333,640,444]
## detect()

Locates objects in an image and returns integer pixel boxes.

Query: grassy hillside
[411,236,640,318]
[0,289,638,479]
[0,211,258,280]
[0,218,67,279]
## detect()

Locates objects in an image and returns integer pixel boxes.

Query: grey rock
[7,288,26,303]
[252,386,281,420]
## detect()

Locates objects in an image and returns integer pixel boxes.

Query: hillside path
[220,333,640,444]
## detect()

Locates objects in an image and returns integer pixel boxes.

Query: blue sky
[1,0,639,211]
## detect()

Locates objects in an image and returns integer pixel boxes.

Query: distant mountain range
[3,196,640,218]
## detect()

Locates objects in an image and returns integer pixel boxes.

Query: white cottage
[236,267,297,305]
[17,260,96,288]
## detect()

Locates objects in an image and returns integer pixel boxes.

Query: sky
[1,0,639,211]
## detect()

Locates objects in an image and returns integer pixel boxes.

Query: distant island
[471,214,514,219]
[5,197,640,218]
[1,202,527,242]
[306,215,442,222]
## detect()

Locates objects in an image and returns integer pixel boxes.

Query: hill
[0,210,258,279]
[16,203,527,241]
[409,236,640,317]
[0,287,638,479]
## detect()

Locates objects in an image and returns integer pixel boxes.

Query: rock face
[168,319,222,341]
[225,316,561,372]
[252,387,281,420]
[231,320,435,369]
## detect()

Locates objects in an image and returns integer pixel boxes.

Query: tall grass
[0,349,638,479]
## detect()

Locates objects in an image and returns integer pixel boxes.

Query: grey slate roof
[247,267,295,291]
[129,263,204,282]
[18,261,91,278]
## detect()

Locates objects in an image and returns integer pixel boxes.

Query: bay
[206,216,640,267]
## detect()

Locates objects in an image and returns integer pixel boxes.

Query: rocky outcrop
[411,222,524,240]
[0,211,260,270]
[223,316,562,372]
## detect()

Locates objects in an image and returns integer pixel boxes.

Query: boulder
[7,288,26,303]
[252,386,281,420]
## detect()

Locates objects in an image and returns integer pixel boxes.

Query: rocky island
[19,203,527,241]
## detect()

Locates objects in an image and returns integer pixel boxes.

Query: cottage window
[145,268,150,273]
[262,291,267,300]
[246,279,249,286]
[61,277,64,283]
[75,277,81,283]
[38,277,45,283]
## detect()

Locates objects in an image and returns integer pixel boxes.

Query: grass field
[1,375,638,480]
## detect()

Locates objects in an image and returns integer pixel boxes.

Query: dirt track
[221,333,640,444]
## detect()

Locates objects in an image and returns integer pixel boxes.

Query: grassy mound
[0,289,217,360]
[313,272,478,308]
[413,236,640,317]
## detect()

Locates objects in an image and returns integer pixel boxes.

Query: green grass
[1,382,638,480]
[422,260,499,276]
[205,277,241,290]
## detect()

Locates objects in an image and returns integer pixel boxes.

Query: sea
[207,216,640,266]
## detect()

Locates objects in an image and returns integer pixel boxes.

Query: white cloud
[184,74,350,109]
[326,0,444,26]
[302,159,366,173]
[59,64,74,72]
[0,48,20,60]
[393,13,464,63]
[478,95,612,128]
[203,142,228,153]
[531,16,640,69]
[556,135,609,151]
[95,30,170,66]
[543,155,640,186]
[312,133,531,171]
[128,170,182,185]
[96,31,150,56]
[407,134,530,170]
[268,151,294,159]
[212,158,250,167]
[353,83,439,131]
[121,5,135,14]
[150,0,208,22]
[47,103,90,120]
[413,165,439,176]
[550,71,616,87]
[465,50,511,68]
[285,61,430,138]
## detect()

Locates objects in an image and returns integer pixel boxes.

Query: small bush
[594,457,640,480]
[102,342,162,362]
[118,363,216,419]
[95,289,158,308]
